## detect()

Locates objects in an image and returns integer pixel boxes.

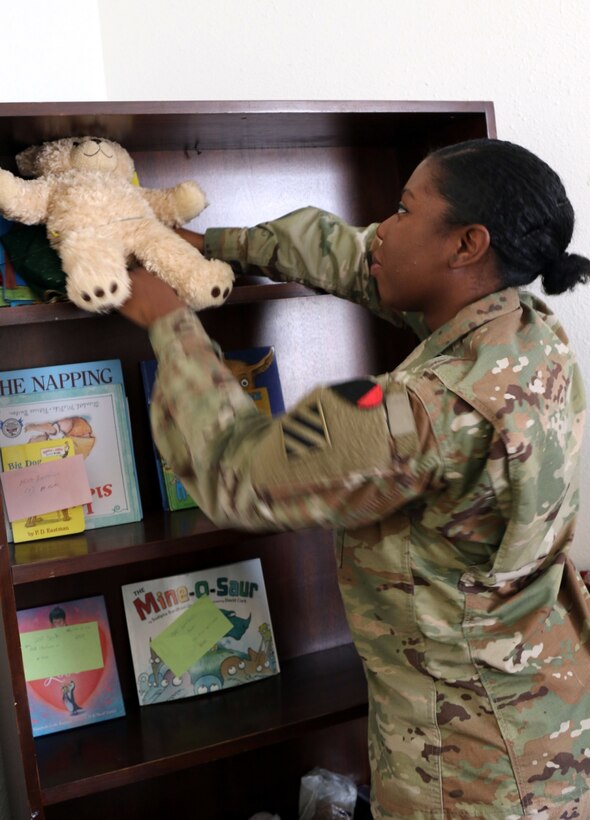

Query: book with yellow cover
[1,437,85,542]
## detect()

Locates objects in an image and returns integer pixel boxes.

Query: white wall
[1,2,590,815]
[97,0,590,565]
[1,1,106,102]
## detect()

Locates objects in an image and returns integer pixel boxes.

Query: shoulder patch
[281,399,330,457]
[331,379,383,409]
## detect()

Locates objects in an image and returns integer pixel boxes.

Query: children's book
[0,383,142,535]
[1,437,85,542]
[17,595,125,737]
[0,216,38,305]
[0,357,126,400]
[223,345,285,416]
[140,346,284,512]
[121,558,280,707]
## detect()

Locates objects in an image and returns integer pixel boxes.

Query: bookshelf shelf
[0,99,495,820]
[0,281,313,328]
[37,644,366,805]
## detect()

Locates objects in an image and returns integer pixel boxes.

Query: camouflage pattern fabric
[150,208,590,819]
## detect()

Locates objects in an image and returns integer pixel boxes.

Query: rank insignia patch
[281,401,329,457]
[331,379,383,409]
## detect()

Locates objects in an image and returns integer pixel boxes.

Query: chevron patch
[281,401,330,458]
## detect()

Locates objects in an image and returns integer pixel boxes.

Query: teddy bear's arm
[140,180,208,227]
[0,170,51,224]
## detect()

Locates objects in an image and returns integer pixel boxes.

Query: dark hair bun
[542,252,590,294]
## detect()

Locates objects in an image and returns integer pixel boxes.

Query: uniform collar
[397,288,521,373]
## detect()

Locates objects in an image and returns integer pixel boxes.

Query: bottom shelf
[36,643,368,806]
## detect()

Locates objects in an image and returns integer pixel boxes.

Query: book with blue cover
[17,595,125,737]
[0,358,125,399]
[140,346,284,512]
[0,382,142,535]
[0,215,37,305]
[0,358,141,538]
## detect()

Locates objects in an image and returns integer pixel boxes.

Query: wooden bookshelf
[0,99,495,820]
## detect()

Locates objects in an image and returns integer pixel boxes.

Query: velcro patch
[384,384,418,457]
[331,379,384,409]
[281,400,330,457]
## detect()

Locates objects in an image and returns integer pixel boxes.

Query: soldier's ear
[448,224,491,269]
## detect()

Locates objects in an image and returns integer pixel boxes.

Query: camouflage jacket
[150,208,590,819]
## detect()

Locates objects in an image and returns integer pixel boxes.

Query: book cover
[0,357,125,399]
[223,346,285,416]
[121,558,280,707]
[0,383,142,535]
[0,437,85,542]
[0,216,37,305]
[140,346,284,512]
[0,357,140,513]
[17,595,125,737]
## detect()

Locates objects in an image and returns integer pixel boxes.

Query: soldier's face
[370,158,461,322]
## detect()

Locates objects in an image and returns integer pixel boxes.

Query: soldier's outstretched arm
[149,307,444,532]
[204,207,388,314]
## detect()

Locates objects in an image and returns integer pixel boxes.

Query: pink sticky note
[0,455,92,522]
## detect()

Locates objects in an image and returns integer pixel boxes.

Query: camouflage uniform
[149,207,590,819]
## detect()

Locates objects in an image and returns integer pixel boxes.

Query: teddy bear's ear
[16,145,42,178]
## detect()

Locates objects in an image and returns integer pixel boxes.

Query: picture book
[0,358,140,510]
[17,595,125,737]
[223,346,285,416]
[0,216,37,305]
[121,558,280,707]
[1,437,86,543]
[140,346,284,512]
[0,357,125,400]
[140,359,185,512]
[0,383,142,535]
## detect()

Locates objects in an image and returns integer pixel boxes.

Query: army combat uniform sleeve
[149,307,443,532]
[204,206,429,339]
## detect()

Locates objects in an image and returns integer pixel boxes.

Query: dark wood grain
[36,643,367,804]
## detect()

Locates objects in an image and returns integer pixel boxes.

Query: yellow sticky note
[151,596,232,678]
[20,622,103,681]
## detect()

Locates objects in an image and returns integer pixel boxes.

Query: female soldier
[120,139,590,819]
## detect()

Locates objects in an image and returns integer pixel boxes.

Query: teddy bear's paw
[66,272,131,314]
[178,259,234,310]
[174,181,208,222]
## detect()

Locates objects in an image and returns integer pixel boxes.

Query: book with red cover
[17,595,125,737]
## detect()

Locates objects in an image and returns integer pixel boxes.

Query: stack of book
[0,358,142,542]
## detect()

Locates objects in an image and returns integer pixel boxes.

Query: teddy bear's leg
[132,223,234,310]
[59,234,131,313]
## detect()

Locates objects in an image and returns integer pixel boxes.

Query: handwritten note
[0,454,91,522]
[151,596,232,678]
[20,622,103,681]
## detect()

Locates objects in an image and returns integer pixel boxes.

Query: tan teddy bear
[0,136,234,312]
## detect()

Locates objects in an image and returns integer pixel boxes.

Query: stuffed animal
[0,136,234,313]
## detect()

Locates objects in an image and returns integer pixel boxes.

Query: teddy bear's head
[15,137,136,181]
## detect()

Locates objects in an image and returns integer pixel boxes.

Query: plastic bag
[298,767,357,820]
